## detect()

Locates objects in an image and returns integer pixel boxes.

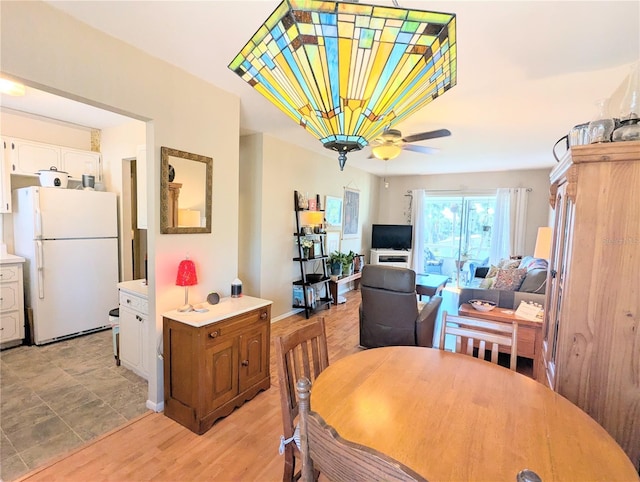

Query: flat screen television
[371,224,413,250]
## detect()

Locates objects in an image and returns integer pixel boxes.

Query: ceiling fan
[369,128,451,161]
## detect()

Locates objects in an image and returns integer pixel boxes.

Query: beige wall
[376,169,553,256]
[2,0,240,408]
[239,133,380,319]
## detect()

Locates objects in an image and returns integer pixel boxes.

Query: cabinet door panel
[12,139,61,175]
[0,311,20,342]
[61,148,100,180]
[239,322,269,392]
[204,337,238,414]
[119,307,141,370]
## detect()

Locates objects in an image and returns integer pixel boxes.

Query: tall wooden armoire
[542,140,640,469]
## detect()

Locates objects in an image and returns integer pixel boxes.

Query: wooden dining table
[310,346,638,481]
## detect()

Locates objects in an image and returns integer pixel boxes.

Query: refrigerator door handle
[36,240,45,299]
[35,209,43,239]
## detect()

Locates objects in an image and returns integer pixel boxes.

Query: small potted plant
[342,251,356,276]
[301,238,314,258]
[328,251,343,276]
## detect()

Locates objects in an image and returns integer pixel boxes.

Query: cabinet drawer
[204,307,270,344]
[0,265,20,283]
[119,291,148,313]
[517,325,537,358]
[0,311,20,341]
[0,283,19,311]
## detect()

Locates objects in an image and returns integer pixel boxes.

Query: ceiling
[3,1,639,176]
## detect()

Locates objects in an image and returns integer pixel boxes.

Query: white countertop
[117,279,148,298]
[163,295,272,328]
[0,253,25,264]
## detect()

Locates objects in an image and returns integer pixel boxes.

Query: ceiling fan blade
[402,129,451,143]
[403,144,439,155]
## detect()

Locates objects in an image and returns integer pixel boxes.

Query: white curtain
[490,187,529,264]
[411,189,426,273]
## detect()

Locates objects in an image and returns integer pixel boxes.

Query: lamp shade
[534,227,552,260]
[229,0,457,170]
[176,258,198,287]
[371,143,403,161]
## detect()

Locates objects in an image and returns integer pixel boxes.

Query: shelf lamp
[229,0,457,170]
[534,227,552,260]
[176,256,198,312]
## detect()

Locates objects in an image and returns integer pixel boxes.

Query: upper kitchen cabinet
[1,139,11,213]
[8,137,61,175]
[60,146,101,180]
[6,137,101,181]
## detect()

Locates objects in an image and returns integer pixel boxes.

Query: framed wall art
[342,187,360,239]
[324,195,343,228]
[325,230,340,255]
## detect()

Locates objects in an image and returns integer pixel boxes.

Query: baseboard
[147,399,164,412]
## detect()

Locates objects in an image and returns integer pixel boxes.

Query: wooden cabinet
[118,280,149,380]
[163,296,272,435]
[0,255,26,347]
[542,141,640,469]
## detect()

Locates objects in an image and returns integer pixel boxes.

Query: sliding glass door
[420,194,496,281]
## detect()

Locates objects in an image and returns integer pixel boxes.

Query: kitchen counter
[0,253,26,264]
[117,279,148,298]
[162,295,272,328]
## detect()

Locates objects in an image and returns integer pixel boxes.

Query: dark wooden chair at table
[439,311,518,370]
[296,377,427,482]
[275,317,330,482]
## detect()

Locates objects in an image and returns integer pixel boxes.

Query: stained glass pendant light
[229,0,457,170]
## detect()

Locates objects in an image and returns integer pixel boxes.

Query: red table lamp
[176,257,198,312]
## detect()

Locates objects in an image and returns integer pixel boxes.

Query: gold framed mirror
[160,146,212,234]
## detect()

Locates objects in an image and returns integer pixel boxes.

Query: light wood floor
[16,291,364,482]
[16,289,532,481]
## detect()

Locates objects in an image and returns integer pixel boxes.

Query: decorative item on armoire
[587,99,615,143]
[612,61,640,142]
[176,256,198,312]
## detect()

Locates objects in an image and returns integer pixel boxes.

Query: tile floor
[0,329,148,481]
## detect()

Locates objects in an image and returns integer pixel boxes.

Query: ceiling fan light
[372,144,402,161]
[229,0,457,170]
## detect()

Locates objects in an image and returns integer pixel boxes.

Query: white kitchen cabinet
[7,137,61,175]
[118,280,149,380]
[1,139,11,212]
[0,255,26,347]
[136,145,147,229]
[6,137,101,181]
[61,146,101,180]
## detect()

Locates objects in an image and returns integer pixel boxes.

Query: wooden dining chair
[275,317,330,482]
[296,377,427,482]
[439,311,518,370]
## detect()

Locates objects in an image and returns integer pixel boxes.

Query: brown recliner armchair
[359,265,443,348]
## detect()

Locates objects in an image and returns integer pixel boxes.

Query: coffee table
[415,273,448,300]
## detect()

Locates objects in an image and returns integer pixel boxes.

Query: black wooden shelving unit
[292,190,332,318]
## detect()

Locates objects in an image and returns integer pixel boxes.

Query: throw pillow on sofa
[492,268,527,291]
[519,268,547,294]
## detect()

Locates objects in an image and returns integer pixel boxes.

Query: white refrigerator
[12,187,119,345]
